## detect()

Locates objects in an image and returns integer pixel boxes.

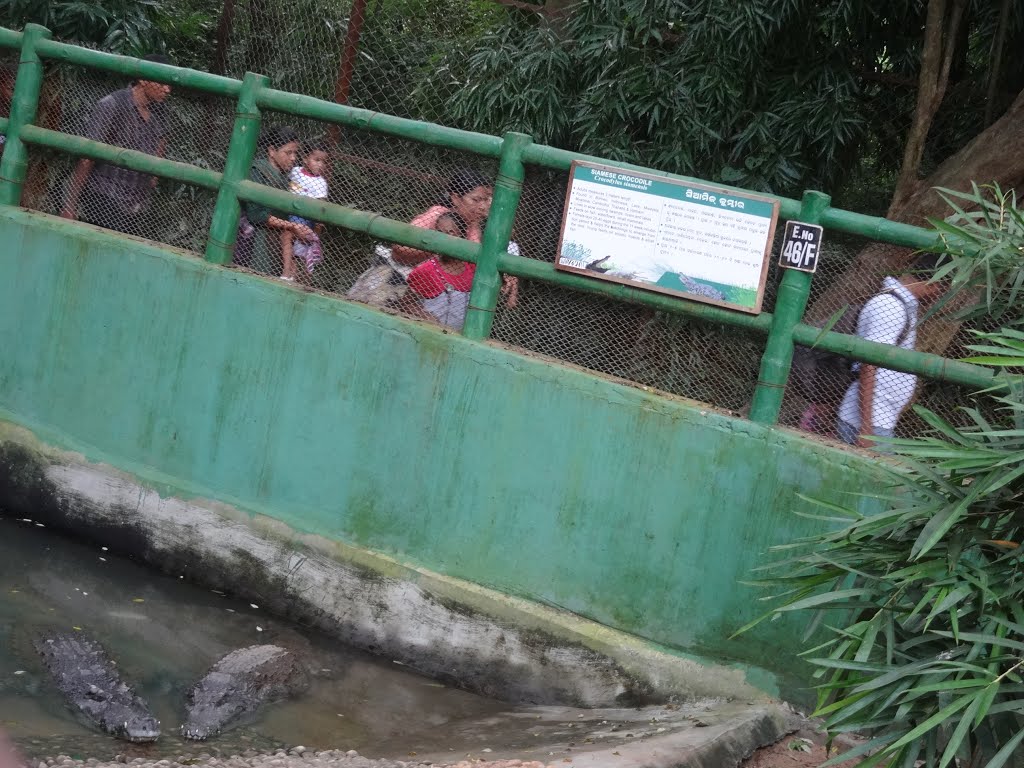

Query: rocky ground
[16,739,863,768]
[4,702,846,768]
[26,749,550,768]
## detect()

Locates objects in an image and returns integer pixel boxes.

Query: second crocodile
[182,644,309,740]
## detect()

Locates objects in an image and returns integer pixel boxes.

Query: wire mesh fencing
[238,114,501,304]
[781,233,989,445]
[23,61,232,252]
[0,49,18,158]
[8,63,991,440]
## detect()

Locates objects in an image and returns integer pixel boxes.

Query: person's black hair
[0,64,15,83]
[911,252,944,274]
[132,54,172,85]
[436,211,467,238]
[446,168,491,202]
[301,139,330,157]
[259,125,300,151]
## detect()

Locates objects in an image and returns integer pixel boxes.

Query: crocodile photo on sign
[182,644,310,740]
[35,632,161,742]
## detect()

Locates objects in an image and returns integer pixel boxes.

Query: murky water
[0,516,511,760]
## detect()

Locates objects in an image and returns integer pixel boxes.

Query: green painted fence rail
[790,325,997,392]
[257,88,505,159]
[236,180,483,266]
[0,22,999,428]
[20,125,224,190]
[0,26,20,48]
[34,38,243,98]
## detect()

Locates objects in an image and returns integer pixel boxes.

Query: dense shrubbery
[740,187,1024,768]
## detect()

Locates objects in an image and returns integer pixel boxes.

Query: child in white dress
[281,143,329,282]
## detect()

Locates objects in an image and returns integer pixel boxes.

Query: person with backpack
[836,256,944,450]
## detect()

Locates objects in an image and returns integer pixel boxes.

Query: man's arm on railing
[60,158,94,219]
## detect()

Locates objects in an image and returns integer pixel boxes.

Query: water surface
[0,517,509,760]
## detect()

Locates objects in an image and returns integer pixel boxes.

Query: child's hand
[293,223,315,242]
[314,223,325,236]
[501,275,519,309]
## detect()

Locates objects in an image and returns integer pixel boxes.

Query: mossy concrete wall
[0,208,887,694]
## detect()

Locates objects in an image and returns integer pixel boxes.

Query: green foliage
[0,0,226,65]
[0,0,167,53]
[422,0,1023,198]
[740,187,1024,767]
[928,185,1024,324]
[355,0,504,117]
[151,0,223,70]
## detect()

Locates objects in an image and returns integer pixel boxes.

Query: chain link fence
[0,4,998,448]
[19,61,231,253]
[781,234,987,444]
[0,50,17,161]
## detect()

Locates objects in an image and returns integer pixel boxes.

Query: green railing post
[0,23,51,207]
[463,131,532,340]
[204,71,267,264]
[749,190,831,424]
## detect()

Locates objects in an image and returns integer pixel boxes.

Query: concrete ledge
[401,701,795,768]
[0,423,772,708]
[569,704,792,768]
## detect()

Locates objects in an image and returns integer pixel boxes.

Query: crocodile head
[124,715,162,743]
[181,701,245,741]
[102,709,161,743]
[181,671,245,741]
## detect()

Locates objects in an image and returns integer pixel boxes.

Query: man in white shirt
[838,258,943,450]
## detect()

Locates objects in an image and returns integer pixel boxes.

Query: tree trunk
[804,86,1024,355]
[983,0,1012,127]
[209,0,237,77]
[245,0,277,77]
[330,0,369,145]
[888,0,966,215]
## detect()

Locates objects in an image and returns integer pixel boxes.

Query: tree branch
[858,70,918,89]
[934,0,966,107]
[984,0,1012,126]
[888,0,962,215]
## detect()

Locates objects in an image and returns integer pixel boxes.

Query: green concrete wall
[0,208,887,687]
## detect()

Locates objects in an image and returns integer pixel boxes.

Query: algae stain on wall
[0,208,890,684]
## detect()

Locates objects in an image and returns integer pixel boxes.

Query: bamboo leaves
[738,293,1024,768]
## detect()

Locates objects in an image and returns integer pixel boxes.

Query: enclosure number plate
[779,221,824,273]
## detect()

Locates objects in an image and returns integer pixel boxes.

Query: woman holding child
[235,126,316,277]
[392,169,519,330]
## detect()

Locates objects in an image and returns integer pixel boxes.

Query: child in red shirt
[405,213,476,330]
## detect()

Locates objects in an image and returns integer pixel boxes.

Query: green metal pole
[34,38,242,98]
[749,190,831,424]
[21,125,222,189]
[0,23,51,207]
[205,71,267,264]
[463,131,531,340]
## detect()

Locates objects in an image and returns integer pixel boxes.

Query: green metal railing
[0,23,1001,426]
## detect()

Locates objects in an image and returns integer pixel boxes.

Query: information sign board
[555,162,780,313]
